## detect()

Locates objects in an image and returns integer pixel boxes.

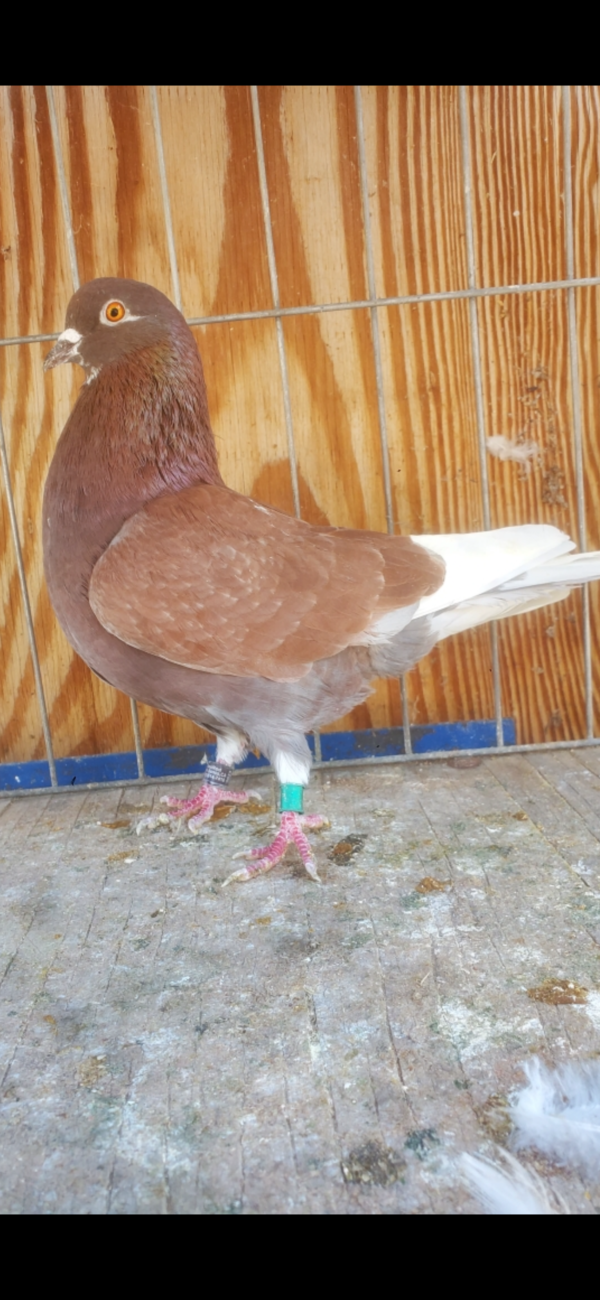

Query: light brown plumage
[89,484,443,682]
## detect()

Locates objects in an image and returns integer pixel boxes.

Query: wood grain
[157,85,273,319]
[467,85,566,288]
[0,87,73,340]
[1,86,600,767]
[52,85,173,294]
[571,86,600,280]
[260,85,368,308]
[478,289,587,743]
[570,89,600,731]
[361,85,468,297]
[575,285,600,736]
[0,88,135,762]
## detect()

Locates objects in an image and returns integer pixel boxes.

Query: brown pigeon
[43,278,600,883]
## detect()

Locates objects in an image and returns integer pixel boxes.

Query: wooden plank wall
[1,86,600,766]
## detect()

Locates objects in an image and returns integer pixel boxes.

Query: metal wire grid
[1,85,599,798]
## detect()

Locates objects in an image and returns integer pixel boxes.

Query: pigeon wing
[89,484,444,682]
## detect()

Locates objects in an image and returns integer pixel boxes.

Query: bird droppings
[526,978,589,1006]
[415,876,451,894]
[476,1094,513,1144]
[341,1141,406,1185]
[541,464,567,507]
[327,834,367,865]
[404,1128,441,1161]
[106,850,139,865]
[77,1055,108,1087]
[209,803,238,822]
[210,800,272,822]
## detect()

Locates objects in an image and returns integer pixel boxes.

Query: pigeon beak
[43,328,83,371]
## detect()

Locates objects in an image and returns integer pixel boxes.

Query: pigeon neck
[47,338,223,539]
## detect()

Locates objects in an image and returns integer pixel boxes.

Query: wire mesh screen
[2,86,600,792]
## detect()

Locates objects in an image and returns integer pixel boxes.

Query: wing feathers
[89,484,444,681]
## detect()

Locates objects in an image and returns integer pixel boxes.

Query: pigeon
[43,277,600,884]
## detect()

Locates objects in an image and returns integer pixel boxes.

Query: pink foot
[223,811,328,886]
[161,785,259,832]
[136,784,260,835]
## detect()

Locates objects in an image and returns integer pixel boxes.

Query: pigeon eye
[103,300,126,324]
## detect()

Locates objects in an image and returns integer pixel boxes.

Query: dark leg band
[205,761,232,788]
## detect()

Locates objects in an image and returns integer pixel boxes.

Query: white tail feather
[415,526,576,619]
[378,525,600,644]
[501,550,600,589]
[367,524,600,663]
[430,586,571,641]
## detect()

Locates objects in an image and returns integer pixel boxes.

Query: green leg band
[279,783,304,813]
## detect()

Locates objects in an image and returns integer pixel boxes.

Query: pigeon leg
[137,760,260,834]
[162,784,260,832]
[223,784,328,885]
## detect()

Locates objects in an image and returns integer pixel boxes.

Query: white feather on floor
[463,1058,600,1214]
[510,1058,600,1178]
[461,1150,568,1215]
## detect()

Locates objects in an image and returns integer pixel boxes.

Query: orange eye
[103,300,126,323]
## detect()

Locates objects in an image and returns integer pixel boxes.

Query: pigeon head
[43,276,223,491]
[44,277,188,380]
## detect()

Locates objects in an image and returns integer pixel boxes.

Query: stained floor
[1,749,600,1214]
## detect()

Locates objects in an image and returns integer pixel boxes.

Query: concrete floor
[1,749,600,1214]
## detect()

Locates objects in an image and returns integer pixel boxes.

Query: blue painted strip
[0,751,140,791]
[0,719,516,792]
[319,719,516,761]
[0,759,53,791]
[142,743,270,779]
